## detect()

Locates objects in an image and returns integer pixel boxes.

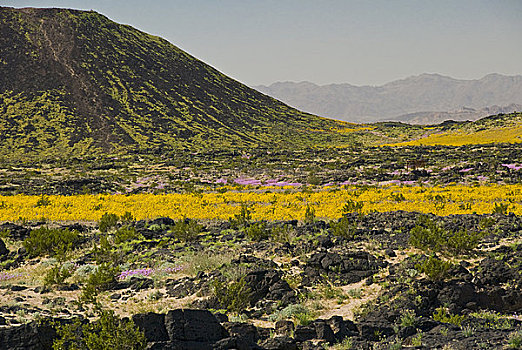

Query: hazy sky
[2,0,522,86]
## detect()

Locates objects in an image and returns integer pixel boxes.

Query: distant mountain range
[255,74,522,124]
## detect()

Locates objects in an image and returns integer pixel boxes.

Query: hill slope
[255,74,522,123]
[0,7,354,158]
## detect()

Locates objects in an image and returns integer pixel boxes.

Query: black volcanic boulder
[260,335,298,350]
[0,223,29,241]
[0,321,56,350]
[0,238,8,259]
[222,322,259,344]
[132,312,168,342]
[164,309,227,342]
[244,269,296,306]
[302,251,387,286]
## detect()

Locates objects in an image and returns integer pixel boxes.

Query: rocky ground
[0,144,521,195]
[0,210,521,349]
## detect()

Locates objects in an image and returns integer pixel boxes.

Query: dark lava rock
[384,248,396,257]
[33,286,50,294]
[275,320,294,337]
[166,277,201,298]
[326,316,358,340]
[60,223,88,233]
[149,217,175,227]
[0,321,56,350]
[260,335,298,350]
[110,293,121,300]
[164,309,227,342]
[303,251,387,286]
[132,312,168,342]
[313,320,335,344]
[214,336,261,350]
[358,321,394,341]
[244,269,296,306]
[222,322,258,344]
[129,277,154,291]
[10,285,27,292]
[0,238,8,258]
[397,325,416,339]
[0,223,29,240]
[294,325,316,342]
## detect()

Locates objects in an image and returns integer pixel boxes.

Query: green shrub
[304,205,316,224]
[44,263,73,286]
[445,229,484,255]
[409,215,484,256]
[93,235,121,265]
[271,224,297,244]
[508,330,522,349]
[415,255,453,281]
[212,277,252,313]
[330,217,357,239]
[341,200,363,214]
[245,222,269,241]
[268,304,315,325]
[114,226,142,244]
[80,263,119,304]
[53,309,146,350]
[35,195,52,207]
[98,213,119,233]
[399,309,417,327]
[23,227,80,258]
[492,202,510,215]
[120,211,135,225]
[432,307,466,327]
[409,215,445,252]
[229,204,252,229]
[169,219,203,242]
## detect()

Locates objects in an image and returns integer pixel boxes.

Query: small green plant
[44,248,73,287]
[432,307,466,327]
[245,222,269,241]
[98,213,119,233]
[53,309,146,350]
[388,341,403,350]
[409,215,484,256]
[229,204,252,229]
[330,337,353,349]
[269,303,316,326]
[93,235,121,265]
[508,330,522,349]
[415,255,453,281]
[23,227,80,258]
[114,226,141,244]
[271,224,296,244]
[399,309,416,328]
[120,211,135,224]
[80,263,119,304]
[330,216,357,239]
[304,205,316,224]
[341,200,364,214]
[411,332,422,346]
[212,277,252,313]
[169,218,202,242]
[461,325,474,337]
[492,202,510,215]
[35,195,52,207]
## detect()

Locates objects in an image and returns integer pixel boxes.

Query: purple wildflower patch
[117,265,183,280]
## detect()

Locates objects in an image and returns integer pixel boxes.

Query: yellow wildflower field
[385,125,522,146]
[0,184,520,222]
